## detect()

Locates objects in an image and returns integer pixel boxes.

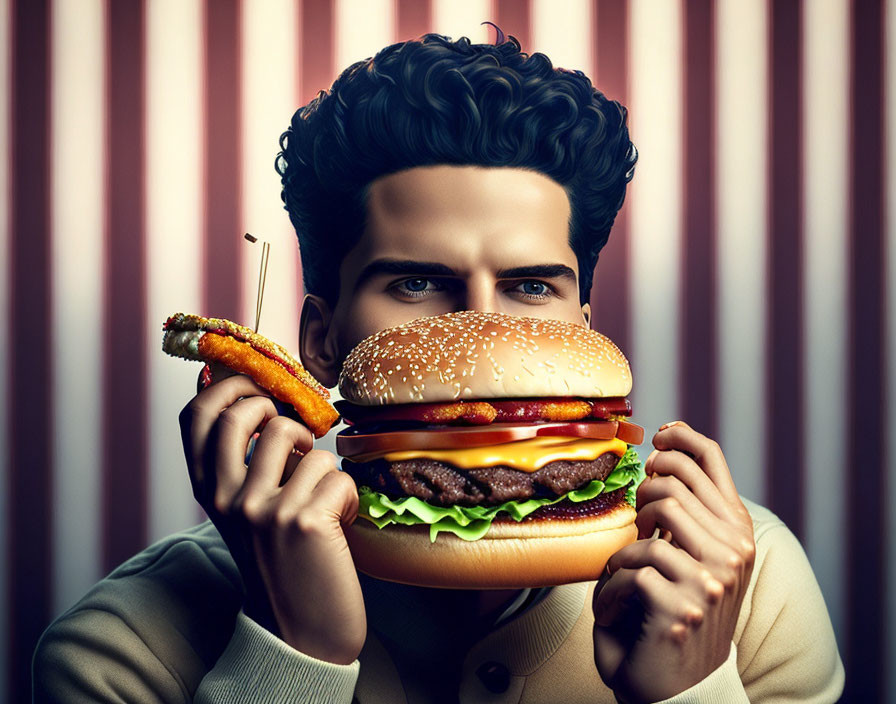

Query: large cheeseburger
[336,310,645,589]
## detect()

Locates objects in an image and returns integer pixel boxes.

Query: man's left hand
[592,421,755,703]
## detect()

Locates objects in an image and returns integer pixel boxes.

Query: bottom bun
[345,502,637,589]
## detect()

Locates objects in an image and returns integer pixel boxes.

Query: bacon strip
[336,397,633,427]
[418,401,497,425]
[490,399,593,422]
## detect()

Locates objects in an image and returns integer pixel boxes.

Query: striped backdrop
[3,0,891,701]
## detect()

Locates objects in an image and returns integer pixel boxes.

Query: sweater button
[476,661,510,693]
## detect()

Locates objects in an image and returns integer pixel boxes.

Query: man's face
[303,164,591,382]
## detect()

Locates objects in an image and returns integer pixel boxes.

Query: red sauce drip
[200,364,213,389]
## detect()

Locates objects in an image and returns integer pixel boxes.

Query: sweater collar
[463,582,589,675]
[359,574,588,675]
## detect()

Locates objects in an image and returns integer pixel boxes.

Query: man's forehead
[334,164,579,297]
[365,164,570,220]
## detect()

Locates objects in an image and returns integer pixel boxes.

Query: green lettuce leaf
[357,446,643,542]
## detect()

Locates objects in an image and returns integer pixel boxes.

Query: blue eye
[390,277,441,299]
[403,278,429,292]
[521,281,547,296]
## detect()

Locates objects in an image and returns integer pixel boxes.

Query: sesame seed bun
[338,310,633,405]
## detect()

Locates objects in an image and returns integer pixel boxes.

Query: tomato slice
[616,420,644,445]
[336,421,621,459]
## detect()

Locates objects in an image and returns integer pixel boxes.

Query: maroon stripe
[591,0,629,353]
[845,0,885,700]
[766,0,804,541]
[301,0,335,300]
[300,0,334,105]
[203,0,242,321]
[299,0,335,303]
[102,0,148,572]
[396,0,431,42]
[681,0,716,439]
[8,1,52,699]
[494,0,530,52]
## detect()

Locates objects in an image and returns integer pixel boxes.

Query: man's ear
[581,302,592,328]
[299,294,340,387]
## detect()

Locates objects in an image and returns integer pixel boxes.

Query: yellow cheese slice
[357,436,628,473]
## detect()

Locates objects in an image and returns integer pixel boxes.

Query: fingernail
[244,433,259,464]
[644,449,659,473]
[658,420,683,432]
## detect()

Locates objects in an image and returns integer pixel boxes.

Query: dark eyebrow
[495,264,578,283]
[354,259,459,289]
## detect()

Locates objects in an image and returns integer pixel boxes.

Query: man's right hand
[179,373,365,665]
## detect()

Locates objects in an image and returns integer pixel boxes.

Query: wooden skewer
[244,233,270,332]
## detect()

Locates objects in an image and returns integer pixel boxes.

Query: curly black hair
[276,33,637,306]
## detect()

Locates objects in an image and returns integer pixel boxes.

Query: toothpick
[244,233,270,332]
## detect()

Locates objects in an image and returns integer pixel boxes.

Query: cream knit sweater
[33,498,844,703]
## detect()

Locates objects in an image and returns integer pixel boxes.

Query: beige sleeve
[32,524,360,703]
[33,607,194,703]
[195,612,360,704]
[734,520,845,703]
[33,608,360,704]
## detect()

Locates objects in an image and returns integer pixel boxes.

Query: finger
[635,497,732,566]
[195,370,272,407]
[273,463,359,537]
[639,496,756,594]
[279,449,343,502]
[180,373,275,482]
[243,416,315,497]
[652,422,742,504]
[608,537,709,585]
[637,494,755,592]
[212,396,279,512]
[593,566,703,630]
[305,469,360,529]
[636,473,744,550]
[642,449,728,518]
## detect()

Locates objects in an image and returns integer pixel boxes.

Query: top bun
[338,310,632,405]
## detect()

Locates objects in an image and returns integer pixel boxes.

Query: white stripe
[531,0,592,73]
[715,0,768,504]
[886,1,896,701]
[628,0,683,440]
[335,0,395,72]
[0,0,9,692]
[50,0,104,615]
[242,0,301,352]
[802,0,848,647]
[432,0,494,45]
[146,0,203,542]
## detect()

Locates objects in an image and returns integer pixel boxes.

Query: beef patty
[342,451,621,507]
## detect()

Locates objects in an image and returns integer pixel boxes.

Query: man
[34,33,843,703]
